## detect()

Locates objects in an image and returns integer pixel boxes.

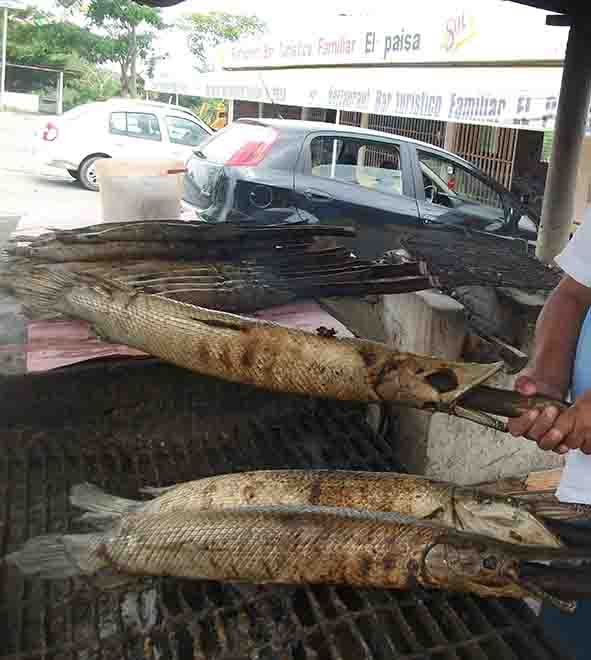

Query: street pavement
[0,111,101,234]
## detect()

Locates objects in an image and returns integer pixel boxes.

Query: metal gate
[368,115,446,148]
[340,111,362,127]
[450,125,518,190]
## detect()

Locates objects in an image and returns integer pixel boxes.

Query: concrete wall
[3,92,39,113]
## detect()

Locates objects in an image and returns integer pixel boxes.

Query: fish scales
[140,471,453,517]
[65,286,376,400]
[59,285,409,402]
[66,507,524,598]
[72,470,563,549]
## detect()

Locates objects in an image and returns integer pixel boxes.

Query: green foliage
[179,11,266,70]
[86,0,165,97]
[61,55,122,110]
[7,7,102,68]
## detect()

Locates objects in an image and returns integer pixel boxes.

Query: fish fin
[70,483,141,518]
[75,512,124,530]
[4,533,104,579]
[0,262,132,320]
[139,485,176,497]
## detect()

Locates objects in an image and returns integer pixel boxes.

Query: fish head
[421,536,519,594]
[421,534,579,612]
[438,489,563,548]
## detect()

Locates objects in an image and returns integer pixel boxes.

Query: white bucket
[96,159,186,223]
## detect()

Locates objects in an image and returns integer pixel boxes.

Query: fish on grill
[5,505,588,612]
[0,262,501,412]
[70,470,565,548]
[0,261,571,427]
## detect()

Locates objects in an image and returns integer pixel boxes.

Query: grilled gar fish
[70,470,564,548]
[5,505,585,611]
[0,264,499,411]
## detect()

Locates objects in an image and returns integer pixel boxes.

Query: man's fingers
[582,434,591,455]
[527,406,560,442]
[508,410,539,437]
[539,427,565,451]
[514,375,537,396]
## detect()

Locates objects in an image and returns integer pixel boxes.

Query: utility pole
[0,8,8,111]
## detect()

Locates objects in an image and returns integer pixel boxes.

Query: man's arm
[508,275,591,452]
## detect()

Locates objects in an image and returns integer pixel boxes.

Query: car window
[198,123,275,164]
[308,136,404,196]
[418,150,504,214]
[109,112,127,135]
[108,112,161,141]
[166,116,209,147]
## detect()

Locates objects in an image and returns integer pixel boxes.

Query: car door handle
[303,189,334,203]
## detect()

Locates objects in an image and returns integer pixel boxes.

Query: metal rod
[56,70,64,115]
[0,8,7,111]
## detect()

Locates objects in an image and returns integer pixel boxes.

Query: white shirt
[555,208,591,287]
[553,208,591,503]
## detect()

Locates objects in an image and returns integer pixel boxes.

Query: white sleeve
[555,208,591,286]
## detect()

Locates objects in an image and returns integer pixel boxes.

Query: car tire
[67,169,80,181]
[79,154,108,191]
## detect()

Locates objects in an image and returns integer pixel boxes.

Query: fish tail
[0,261,130,319]
[4,532,106,579]
[70,483,142,522]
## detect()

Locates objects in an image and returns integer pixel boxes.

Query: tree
[87,0,165,97]
[179,11,266,71]
[7,7,102,68]
[63,54,121,109]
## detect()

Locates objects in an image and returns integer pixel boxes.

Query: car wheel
[67,169,80,181]
[79,155,107,191]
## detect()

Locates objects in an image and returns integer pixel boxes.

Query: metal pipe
[0,8,7,111]
[56,70,64,115]
[536,21,591,263]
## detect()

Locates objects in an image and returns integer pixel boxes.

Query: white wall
[3,92,39,113]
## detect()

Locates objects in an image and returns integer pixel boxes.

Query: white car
[32,99,213,191]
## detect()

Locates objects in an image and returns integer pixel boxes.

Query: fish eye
[482,556,498,570]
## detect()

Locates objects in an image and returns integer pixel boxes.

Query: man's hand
[508,374,591,454]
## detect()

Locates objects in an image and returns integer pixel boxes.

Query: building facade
[149,1,591,222]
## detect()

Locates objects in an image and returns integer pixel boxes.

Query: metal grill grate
[0,362,571,660]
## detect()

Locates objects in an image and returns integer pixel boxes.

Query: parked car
[183,119,539,259]
[32,99,213,191]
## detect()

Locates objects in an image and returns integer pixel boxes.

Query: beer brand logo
[442,11,477,53]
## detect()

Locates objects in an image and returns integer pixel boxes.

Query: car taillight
[42,122,58,141]
[225,128,277,166]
